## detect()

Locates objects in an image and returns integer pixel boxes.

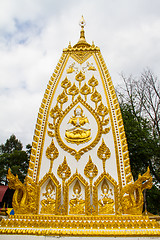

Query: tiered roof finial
[73,15,91,48]
[79,15,86,41]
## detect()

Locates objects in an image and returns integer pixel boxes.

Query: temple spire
[73,15,91,48]
[79,15,86,42]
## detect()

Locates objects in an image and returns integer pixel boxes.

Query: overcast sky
[0,0,160,148]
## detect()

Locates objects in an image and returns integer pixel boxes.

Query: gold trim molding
[0,215,160,236]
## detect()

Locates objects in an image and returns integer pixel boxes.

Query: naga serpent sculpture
[120,167,152,215]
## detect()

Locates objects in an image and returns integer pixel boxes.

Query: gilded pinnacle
[79,15,86,28]
[72,15,91,48]
[79,15,86,42]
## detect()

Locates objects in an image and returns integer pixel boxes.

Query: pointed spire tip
[79,15,86,28]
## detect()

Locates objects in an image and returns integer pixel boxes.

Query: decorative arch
[64,171,90,215]
[93,172,118,214]
[38,172,61,215]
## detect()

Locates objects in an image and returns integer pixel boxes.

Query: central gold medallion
[55,96,102,160]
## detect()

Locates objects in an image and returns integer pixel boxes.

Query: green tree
[121,104,160,215]
[120,104,153,178]
[0,135,30,185]
[117,69,160,214]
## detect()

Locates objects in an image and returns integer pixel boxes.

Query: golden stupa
[0,16,160,238]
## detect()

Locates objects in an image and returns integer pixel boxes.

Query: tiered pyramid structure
[0,16,160,238]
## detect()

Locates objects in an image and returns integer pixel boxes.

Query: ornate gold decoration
[55,96,102,160]
[7,168,38,214]
[97,102,110,133]
[120,167,152,215]
[91,89,102,109]
[50,104,62,125]
[84,156,98,180]
[97,102,108,121]
[98,179,114,214]
[57,90,68,109]
[94,51,134,187]
[64,172,90,215]
[68,83,79,102]
[39,172,61,215]
[46,140,59,172]
[75,71,85,88]
[61,77,71,92]
[82,62,96,72]
[47,130,55,137]
[47,68,110,161]
[63,18,100,64]
[65,105,91,145]
[57,156,71,181]
[84,156,98,214]
[97,139,111,172]
[93,172,118,215]
[57,157,71,215]
[88,75,98,93]
[48,104,62,138]
[28,52,66,182]
[66,63,78,74]
[1,214,160,236]
[48,82,110,159]
[69,51,93,65]
[87,62,96,71]
[69,180,85,214]
[40,180,56,214]
[72,15,91,49]
[80,83,91,101]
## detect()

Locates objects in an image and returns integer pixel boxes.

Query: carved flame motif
[80,83,91,101]
[88,75,98,93]
[48,105,62,138]
[75,71,85,88]
[97,102,110,134]
[91,89,102,109]
[61,77,71,91]
[84,155,98,200]
[97,139,111,172]
[57,90,68,109]
[97,102,108,119]
[68,83,79,102]
[46,140,59,172]
[84,155,98,179]
[57,156,71,181]
[50,104,61,124]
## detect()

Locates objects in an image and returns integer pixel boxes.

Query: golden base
[0,214,160,236]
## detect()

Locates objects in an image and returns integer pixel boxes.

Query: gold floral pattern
[97,139,111,173]
[57,157,71,181]
[46,140,59,172]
